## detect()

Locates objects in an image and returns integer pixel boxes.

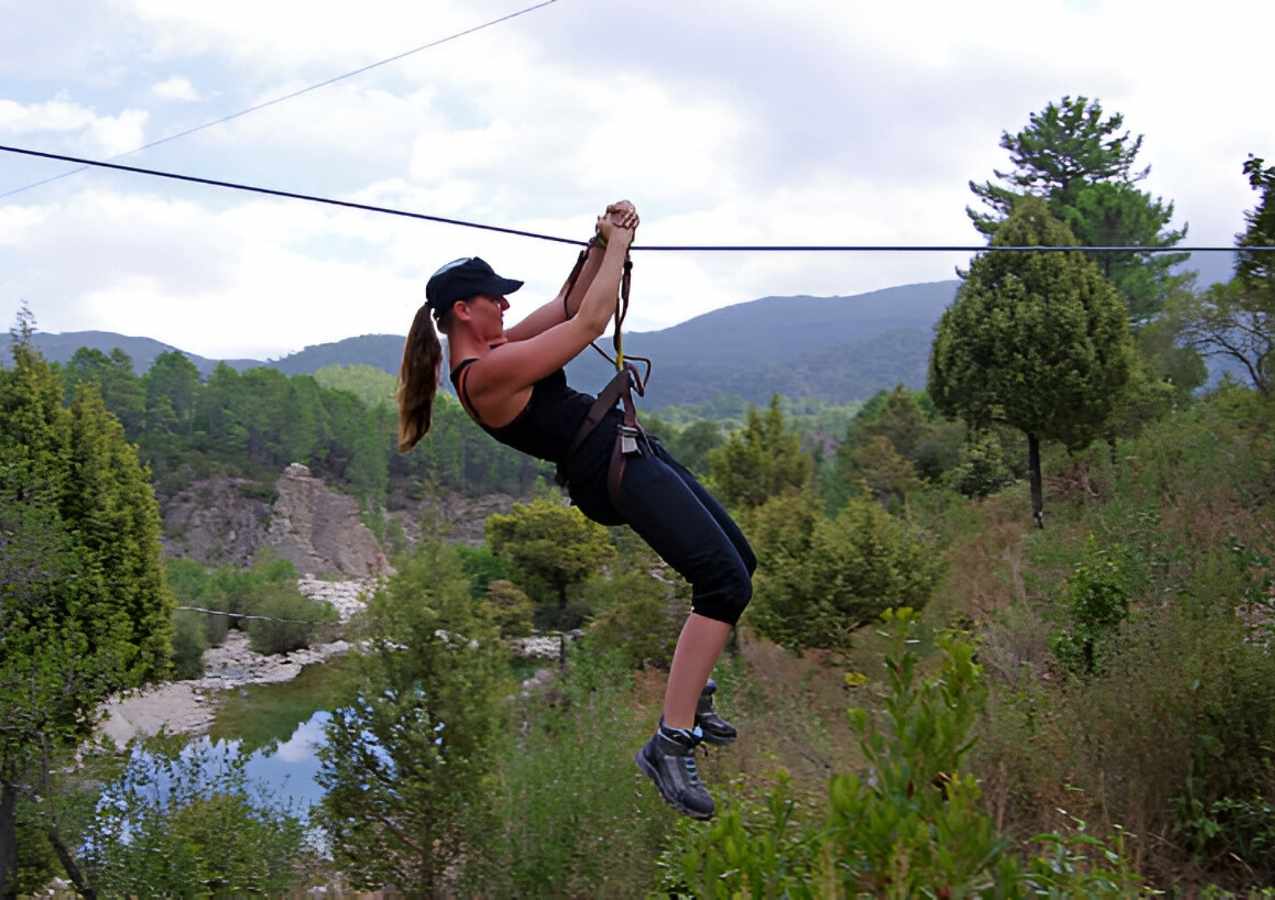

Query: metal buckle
[619,425,642,456]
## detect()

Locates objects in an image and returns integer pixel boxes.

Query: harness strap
[554,243,651,508]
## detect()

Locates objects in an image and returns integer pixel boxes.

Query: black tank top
[449,359,621,477]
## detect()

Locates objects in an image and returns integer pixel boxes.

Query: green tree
[0,313,172,895]
[313,362,397,411]
[316,538,506,895]
[930,197,1135,527]
[486,498,615,628]
[968,95,1187,322]
[62,347,145,437]
[708,394,813,511]
[1174,156,1275,395]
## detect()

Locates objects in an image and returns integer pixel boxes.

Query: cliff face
[162,464,388,577]
[163,477,271,566]
[263,464,389,577]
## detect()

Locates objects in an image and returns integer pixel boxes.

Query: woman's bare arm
[466,216,636,398]
[503,240,607,343]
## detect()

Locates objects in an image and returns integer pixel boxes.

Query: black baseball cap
[425,256,523,315]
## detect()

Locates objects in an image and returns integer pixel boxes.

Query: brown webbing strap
[555,240,652,508]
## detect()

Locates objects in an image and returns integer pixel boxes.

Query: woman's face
[463,293,509,341]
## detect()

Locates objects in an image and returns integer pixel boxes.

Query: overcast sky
[1,0,1270,360]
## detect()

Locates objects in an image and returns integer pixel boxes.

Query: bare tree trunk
[0,781,16,900]
[1028,432,1045,529]
[45,828,94,899]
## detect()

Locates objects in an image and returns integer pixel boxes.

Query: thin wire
[3,143,1274,254]
[0,144,587,246]
[175,605,334,626]
[0,0,559,200]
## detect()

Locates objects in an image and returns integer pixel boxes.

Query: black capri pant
[569,436,756,626]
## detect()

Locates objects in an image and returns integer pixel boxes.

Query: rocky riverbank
[98,575,576,748]
[99,575,374,748]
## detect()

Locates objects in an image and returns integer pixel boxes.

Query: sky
[0,0,1270,360]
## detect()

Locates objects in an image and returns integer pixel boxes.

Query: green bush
[317,537,507,895]
[81,738,312,896]
[459,644,669,896]
[584,570,681,669]
[457,544,511,598]
[244,584,338,654]
[946,429,1017,499]
[171,609,207,680]
[479,578,535,638]
[165,557,230,646]
[1049,536,1132,675]
[748,497,943,653]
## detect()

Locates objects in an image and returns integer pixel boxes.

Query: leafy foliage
[930,197,1135,524]
[316,537,506,895]
[478,579,535,638]
[708,394,812,511]
[946,429,1017,499]
[1049,537,1132,675]
[746,493,942,653]
[81,739,312,897]
[244,582,339,655]
[0,322,173,894]
[485,497,616,628]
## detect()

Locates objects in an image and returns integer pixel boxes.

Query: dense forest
[3,96,1275,896]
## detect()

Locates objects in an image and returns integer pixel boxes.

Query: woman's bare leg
[662,612,732,729]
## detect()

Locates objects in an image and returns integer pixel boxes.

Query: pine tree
[930,198,1135,527]
[0,318,172,894]
[968,95,1188,322]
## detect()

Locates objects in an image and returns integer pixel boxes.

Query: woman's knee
[692,557,753,625]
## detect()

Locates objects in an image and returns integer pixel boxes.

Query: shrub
[946,429,1017,499]
[459,644,669,896]
[316,537,507,896]
[244,584,338,654]
[585,570,681,669]
[1049,536,1132,675]
[457,544,511,598]
[165,557,231,646]
[749,497,943,653]
[479,579,535,638]
[170,609,207,680]
[81,738,312,896]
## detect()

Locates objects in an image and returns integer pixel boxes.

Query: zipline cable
[0,0,560,200]
[3,143,1274,254]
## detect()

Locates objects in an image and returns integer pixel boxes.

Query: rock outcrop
[263,463,389,578]
[162,476,272,566]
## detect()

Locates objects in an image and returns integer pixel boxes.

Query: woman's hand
[596,200,638,245]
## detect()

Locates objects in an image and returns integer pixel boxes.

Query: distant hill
[4,282,962,408]
[0,330,260,377]
[562,281,959,407]
[0,331,407,380]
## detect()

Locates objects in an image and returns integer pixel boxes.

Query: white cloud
[0,97,148,156]
[151,76,202,102]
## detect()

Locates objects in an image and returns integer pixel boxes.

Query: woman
[396,201,755,820]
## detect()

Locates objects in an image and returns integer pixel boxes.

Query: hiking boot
[634,722,715,820]
[696,678,737,746]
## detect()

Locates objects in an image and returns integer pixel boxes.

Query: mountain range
[5,280,961,409]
